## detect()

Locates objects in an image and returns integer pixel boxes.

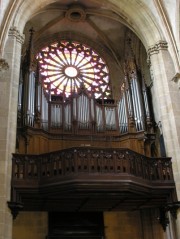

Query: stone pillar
[148,40,180,239]
[0,26,24,239]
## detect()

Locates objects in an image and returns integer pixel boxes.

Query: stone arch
[1,0,167,56]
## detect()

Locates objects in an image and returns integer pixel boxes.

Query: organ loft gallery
[0,1,180,239]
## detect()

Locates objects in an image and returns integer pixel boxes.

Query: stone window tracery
[37,40,111,98]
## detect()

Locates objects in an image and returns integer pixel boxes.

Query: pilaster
[0,26,24,239]
[147,40,180,239]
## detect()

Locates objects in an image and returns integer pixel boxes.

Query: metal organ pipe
[118,94,128,133]
[57,105,62,127]
[20,29,36,127]
[18,80,23,113]
[41,91,48,130]
[123,95,128,132]
[77,94,90,129]
[73,97,77,120]
[105,107,116,130]
[17,62,152,136]
[91,99,95,121]
[131,78,143,131]
[51,104,55,127]
[123,76,132,120]
[64,104,71,131]
[27,72,35,126]
[130,79,138,129]
[126,87,133,119]
[96,105,103,132]
[51,104,62,127]
[143,86,150,119]
[37,84,41,113]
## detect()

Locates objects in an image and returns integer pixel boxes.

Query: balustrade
[12,148,173,182]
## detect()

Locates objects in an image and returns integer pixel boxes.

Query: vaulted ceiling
[23,0,128,58]
[23,0,145,99]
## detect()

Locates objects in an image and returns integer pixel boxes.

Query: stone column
[0,26,24,239]
[148,40,180,239]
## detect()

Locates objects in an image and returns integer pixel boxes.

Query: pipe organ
[17,65,153,137]
[16,33,155,155]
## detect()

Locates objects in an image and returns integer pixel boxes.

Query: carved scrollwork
[92,152,99,158]
[158,201,180,231]
[78,151,86,158]
[105,153,112,159]
[117,153,125,159]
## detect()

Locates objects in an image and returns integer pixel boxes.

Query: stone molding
[8,26,25,44]
[147,40,168,57]
[147,40,168,67]
[0,58,9,72]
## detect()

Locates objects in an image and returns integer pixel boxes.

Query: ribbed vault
[1,0,166,55]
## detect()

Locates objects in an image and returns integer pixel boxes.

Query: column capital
[8,26,25,44]
[147,40,168,57]
[147,40,168,67]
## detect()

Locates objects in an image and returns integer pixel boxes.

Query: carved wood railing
[12,147,173,182]
[9,147,177,221]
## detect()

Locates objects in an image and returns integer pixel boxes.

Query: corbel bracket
[158,201,180,231]
[7,201,24,220]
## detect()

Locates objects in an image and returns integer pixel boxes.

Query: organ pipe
[118,93,128,133]
[18,34,153,136]
[41,90,48,130]
[105,107,116,130]
[143,87,150,118]
[18,78,23,112]
[19,28,35,127]
[96,105,103,132]
[37,84,41,113]
[51,104,62,127]
[18,74,153,136]
[64,103,71,131]
[77,94,90,129]
[141,77,152,130]
[73,97,77,120]
[27,72,35,126]
[34,66,41,125]
[125,74,134,122]
[131,78,143,131]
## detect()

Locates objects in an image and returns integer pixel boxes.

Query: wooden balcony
[9,147,176,214]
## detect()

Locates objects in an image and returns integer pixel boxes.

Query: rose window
[37,40,111,98]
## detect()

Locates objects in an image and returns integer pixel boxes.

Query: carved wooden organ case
[16,30,155,156]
